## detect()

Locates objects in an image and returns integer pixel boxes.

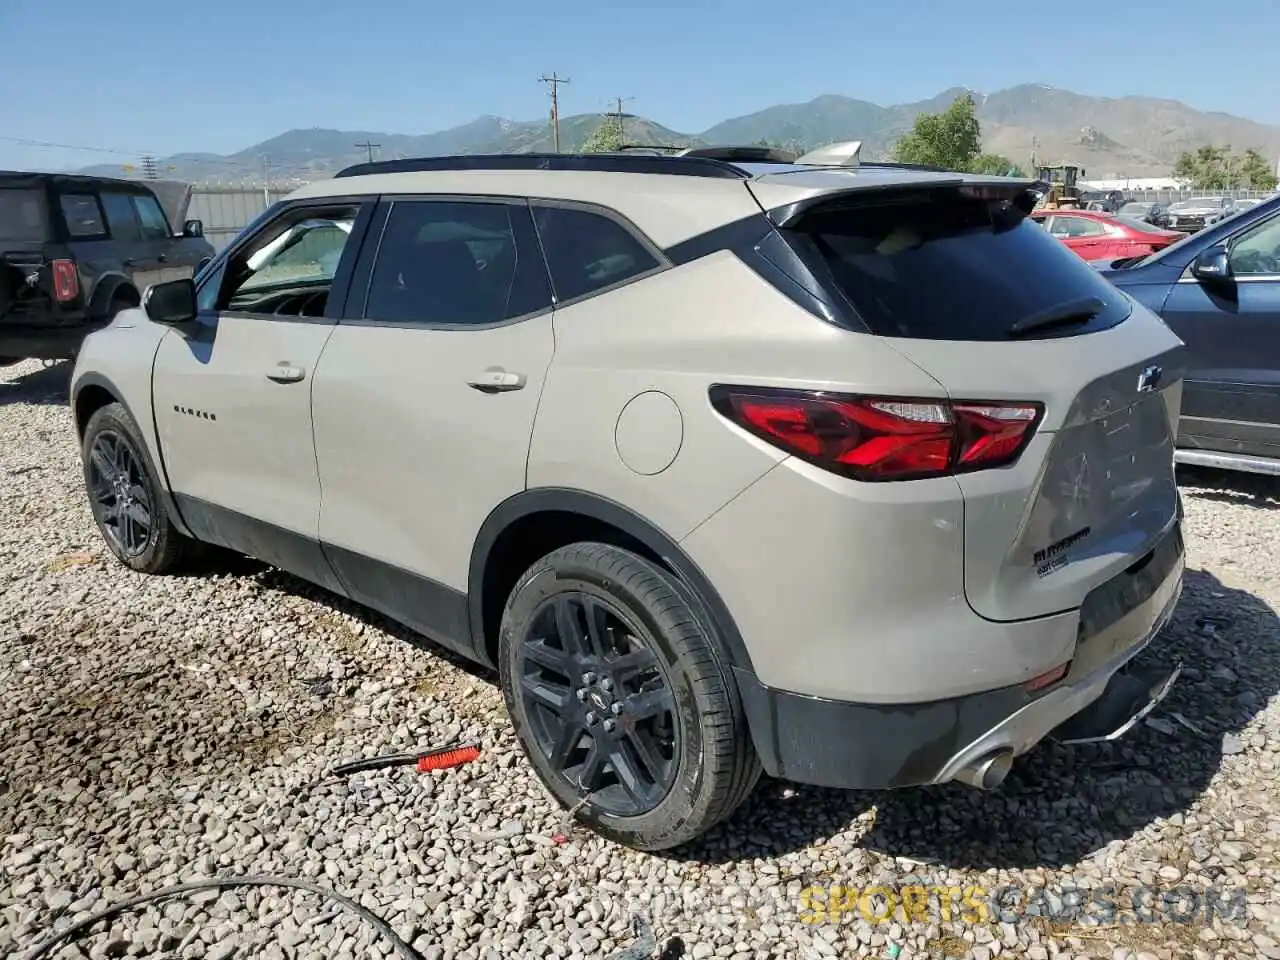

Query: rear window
[1113,215,1161,233]
[791,193,1132,341]
[59,194,106,238]
[0,188,49,243]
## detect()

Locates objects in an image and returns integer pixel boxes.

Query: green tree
[1240,148,1279,190]
[1173,144,1277,191]
[579,119,625,154]
[892,93,982,171]
[1173,145,1232,189]
[970,153,1027,177]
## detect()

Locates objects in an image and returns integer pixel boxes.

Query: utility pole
[355,140,381,163]
[140,155,159,180]
[607,96,634,141]
[539,72,571,152]
[260,155,272,206]
[1030,136,1039,171]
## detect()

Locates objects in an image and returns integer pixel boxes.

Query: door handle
[467,367,526,392]
[266,363,306,383]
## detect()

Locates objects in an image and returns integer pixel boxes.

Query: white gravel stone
[1,361,1278,959]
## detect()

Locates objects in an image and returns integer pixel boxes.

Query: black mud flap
[1049,661,1182,745]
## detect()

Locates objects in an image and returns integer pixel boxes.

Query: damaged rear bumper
[736,523,1185,790]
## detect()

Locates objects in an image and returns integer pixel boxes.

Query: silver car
[1166,195,1235,233]
[69,143,1187,850]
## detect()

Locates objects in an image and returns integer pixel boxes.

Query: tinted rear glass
[59,194,106,238]
[0,188,49,243]
[791,193,1132,341]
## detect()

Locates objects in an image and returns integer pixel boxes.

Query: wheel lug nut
[600,678,613,692]
[585,711,598,725]
[610,702,623,716]
[602,719,616,733]
[582,672,597,684]
[576,689,588,702]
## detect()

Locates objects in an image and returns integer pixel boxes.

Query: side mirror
[183,219,205,239]
[1190,245,1231,282]
[144,278,198,326]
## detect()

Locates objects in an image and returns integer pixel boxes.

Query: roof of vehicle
[291,153,1043,247]
[1030,208,1115,219]
[0,170,162,194]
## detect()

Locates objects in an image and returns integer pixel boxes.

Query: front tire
[499,542,760,851]
[82,402,199,574]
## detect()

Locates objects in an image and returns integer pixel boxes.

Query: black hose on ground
[22,875,673,960]
[20,875,426,960]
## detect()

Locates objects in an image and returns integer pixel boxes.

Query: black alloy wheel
[516,591,679,817]
[86,428,153,558]
[499,542,761,851]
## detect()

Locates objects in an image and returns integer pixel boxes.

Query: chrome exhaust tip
[952,749,1014,791]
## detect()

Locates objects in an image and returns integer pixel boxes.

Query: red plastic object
[415,743,480,772]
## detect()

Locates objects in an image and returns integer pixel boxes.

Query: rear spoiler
[765,177,1052,229]
[146,180,195,236]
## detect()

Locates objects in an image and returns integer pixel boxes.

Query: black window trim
[527,196,671,310]
[342,193,555,332]
[1174,210,1280,284]
[202,195,377,326]
[57,191,109,241]
[1225,210,1280,282]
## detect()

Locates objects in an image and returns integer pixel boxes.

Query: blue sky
[2,0,1277,170]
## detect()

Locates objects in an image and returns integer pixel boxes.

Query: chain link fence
[1110,187,1276,205]
[188,185,299,251]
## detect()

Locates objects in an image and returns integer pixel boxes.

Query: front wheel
[499,542,760,851]
[82,402,200,574]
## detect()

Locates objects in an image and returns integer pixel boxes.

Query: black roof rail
[334,153,750,180]
[857,160,954,173]
[678,145,799,163]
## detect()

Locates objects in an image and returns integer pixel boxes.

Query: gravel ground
[1,358,1278,960]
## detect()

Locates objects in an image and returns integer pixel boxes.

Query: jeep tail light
[51,259,79,302]
[709,386,1042,481]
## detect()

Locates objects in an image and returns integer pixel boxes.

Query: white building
[1084,177,1188,192]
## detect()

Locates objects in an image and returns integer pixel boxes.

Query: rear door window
[791,192,1131,341]
[100,192,142,242]
[0,188,48,243]
[59,194,106,238]
[531,204,661,303]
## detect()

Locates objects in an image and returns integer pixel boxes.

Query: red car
[1029,209,1183,261]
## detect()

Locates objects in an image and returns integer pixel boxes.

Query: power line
[539,72,571,153]
[0,134,146,157]
[355,140,381,163]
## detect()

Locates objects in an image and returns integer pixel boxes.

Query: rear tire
[499,542,760,851]
[82,402,201,574]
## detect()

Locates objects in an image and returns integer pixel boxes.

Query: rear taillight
[50,259,79,302]
[710,386,1041,481]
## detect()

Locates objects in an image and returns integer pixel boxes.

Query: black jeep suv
[0,172,214,365]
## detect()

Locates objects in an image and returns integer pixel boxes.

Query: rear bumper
[738,523,1185,789]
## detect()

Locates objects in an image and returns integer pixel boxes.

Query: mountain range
[77,84,1280,183]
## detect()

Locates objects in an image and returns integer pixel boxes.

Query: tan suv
[71,146,1187,850]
